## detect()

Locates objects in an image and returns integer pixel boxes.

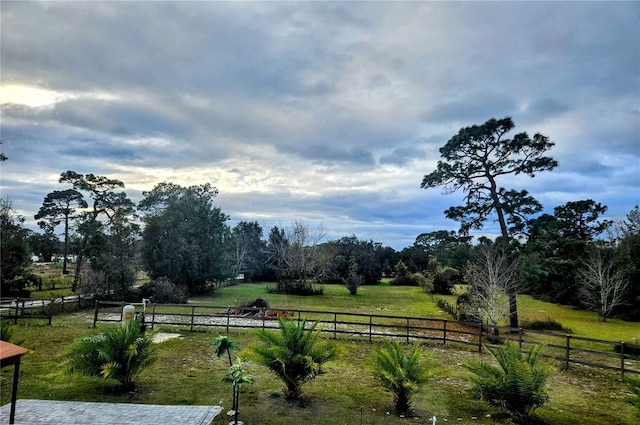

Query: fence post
[565,335,571,370]
[226,307,230,334]
[620,342,625,378]
[49,298,54,325]
[151,304,156,330]
[369,315,373,343]
[190,305,196,332]
[518,328,523,350]
[443,319,447,345]
[262,308,266,330]
[406,318,410,344]
[477,322,483,353]
[93,299,99,328]
[333,313,337,340]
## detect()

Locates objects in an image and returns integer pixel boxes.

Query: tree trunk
[488,175,519,329]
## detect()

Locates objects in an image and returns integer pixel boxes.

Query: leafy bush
[250,318,341,401]
[464,341,553,424]
[67,321,154,391]
[390,261,427,287]
[140,276,187,304]
[265,282,324,296]
[432,266,463,294]
[521,318,571,333]
[370,341,433,416]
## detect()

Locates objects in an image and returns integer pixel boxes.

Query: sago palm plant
[370,341,433,415]
[251,318,341,401]
[67,321,154,391]
[464,341,553,424]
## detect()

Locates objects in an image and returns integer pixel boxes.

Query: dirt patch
[152,332,183,343]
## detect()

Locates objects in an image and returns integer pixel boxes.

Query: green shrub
[370,341,433,416]
[464,341,553,424]
[265,281,324,295]
[521,318,570,333]
[67,321,154,391]
[432,266,463,294]
[140,277,187,304]
[250,318,341,401]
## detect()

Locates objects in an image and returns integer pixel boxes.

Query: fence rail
[0,295,95,324]
[94,300,640,377]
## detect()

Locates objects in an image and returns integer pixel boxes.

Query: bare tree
[463,246,520,335]
[578,248,628,321]
[266,221,326,293]
[286,221,326,285]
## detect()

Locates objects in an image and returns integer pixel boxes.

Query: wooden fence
[94,300,640,377]
[0,295,95,324]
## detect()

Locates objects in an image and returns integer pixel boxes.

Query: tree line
[1,117,638,324]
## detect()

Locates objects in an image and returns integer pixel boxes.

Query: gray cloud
[1,1,638,249]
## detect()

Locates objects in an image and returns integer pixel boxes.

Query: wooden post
[565,335,571,370]
[620,342,625,377]
[49,298,54,325]
[93,299,99,328]
[518,328,523,350]
[369,315,373,343]
[333,313,337,340]
[443,319,447,345]
[151,304,156,330]
[406,318,410,344]
[478,322,483,353]
[190,305,195,332]
[226,307,230,334]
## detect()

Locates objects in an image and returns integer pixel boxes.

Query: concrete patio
[0,399,223,425]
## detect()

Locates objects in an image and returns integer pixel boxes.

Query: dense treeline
[3,170,637,321]
[2,118,638,323]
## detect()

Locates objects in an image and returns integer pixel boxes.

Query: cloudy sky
[1,1,638,250]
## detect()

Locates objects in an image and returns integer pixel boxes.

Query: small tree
[463,246,520,335]
[222,357,254,425]
[371,341,433,416]
[214,335,236,367]
[67,321,154,391]
[578,248,628,321]
[250,318,341,401]
[464,341,552,424]
[343,256,363,295]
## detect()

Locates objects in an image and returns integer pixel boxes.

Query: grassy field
[196,282,640,343]
[2,282,639,424]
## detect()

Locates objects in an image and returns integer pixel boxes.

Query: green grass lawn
[2,282,639,424]
[1,315,637,425]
